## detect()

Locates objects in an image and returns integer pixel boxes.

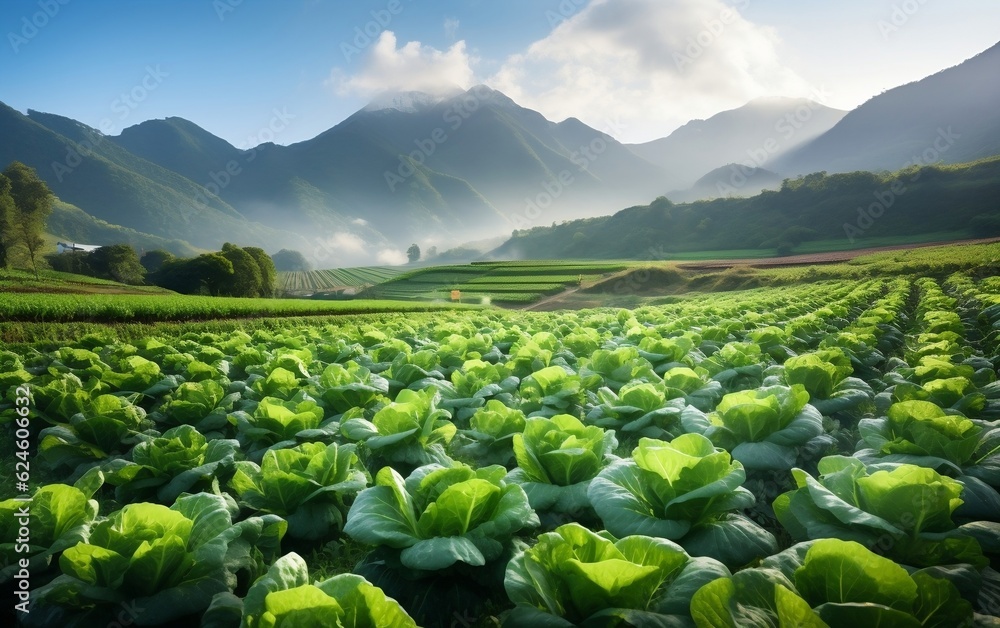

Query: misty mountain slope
[488,157,1000,260]
[776,41,1000,175]
[47,200,202,257]
[112,116,245,185]
[629,97,847,189]
[668,164,784,203]
[0,103,303,251]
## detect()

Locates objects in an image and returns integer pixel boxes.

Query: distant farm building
[56,242,101,254]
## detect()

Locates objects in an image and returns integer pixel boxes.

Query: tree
[220,243,263,298]
[140,249,174,274]
[243,246,277,298]
[272,249,311,272]
[0,173,15,269]
[191,253,235,296]
[89,244,146,285]
[426,246,438,259]
[45,250,90,275]
[407,243,420,263]
[152,254,234,295]
[3,162,54,278]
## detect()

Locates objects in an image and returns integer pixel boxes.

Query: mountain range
[1,40,998,265]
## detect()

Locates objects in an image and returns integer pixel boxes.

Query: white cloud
[351,217,369,226]
[444,18,460,40]
[376,248,408,265]
[488,0,813,142]
[323,232,367,255]
[331,31,476,97]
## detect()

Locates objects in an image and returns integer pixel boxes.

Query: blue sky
[2,0,998,145]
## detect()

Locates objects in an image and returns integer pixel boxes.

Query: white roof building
[56,242,101,254]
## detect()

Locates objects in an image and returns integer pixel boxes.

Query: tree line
[48,242,278,298]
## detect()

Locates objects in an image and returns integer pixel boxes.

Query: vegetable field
[3,261,1000,625]
[278,266,405,295]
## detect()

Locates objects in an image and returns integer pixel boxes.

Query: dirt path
[519,268,639,311]
[521,286,584,311]
[676,236,1000,270]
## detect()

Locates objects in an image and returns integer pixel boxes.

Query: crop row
[2,276,999,626]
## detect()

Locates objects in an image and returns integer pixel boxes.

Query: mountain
[114,116,244,185]
[667,164,784,203]
[0,103,306,253]
[108,86,668,253]
[628,98,848,190]
[776,42,1000,175]
[488,157,1000,260]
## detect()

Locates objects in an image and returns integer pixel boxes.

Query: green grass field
[359,260,631,303]
[277,266,405,294]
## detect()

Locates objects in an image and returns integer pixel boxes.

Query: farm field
[2,243,1000,626]
[278,266,405,295]
[359,260,631,304]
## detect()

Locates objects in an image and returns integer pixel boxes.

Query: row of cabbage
[2,275,999,626]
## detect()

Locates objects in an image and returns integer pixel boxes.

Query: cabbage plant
[103,424,240,504]
[855,400,1000,488]
[589,434,777,568]
[37,394,153,476]
[504,523,729,627]
[698,342,767,392]
[682,384,828,471]
[344,463,538,571]
[782,348,873,416]
[506,414,617,520]
[435,359,519,422]
[236,552,416,627]
[518,365,584,418]
[26,493,286,627]
[691,538,988,628]
[230,391,330,461]
[661,366,723,411]
[450,400,526,468]
[774,456,990,577]
[312,360,389,415]
[154,379,236,432]
[340,387,456,472]
[587,381,686,440]
[230,442,367,541]
[578,346,657,392]
[0,468,103,583]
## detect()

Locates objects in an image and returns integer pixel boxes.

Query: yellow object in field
[451,290,461,301]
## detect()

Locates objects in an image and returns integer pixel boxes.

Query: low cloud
[331,31,476,96]
[323,232,367,254]
[376,247,408,265]
[444,18,460,40]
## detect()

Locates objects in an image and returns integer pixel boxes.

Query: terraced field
[278,266,405,294]
[360,260,630,303]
